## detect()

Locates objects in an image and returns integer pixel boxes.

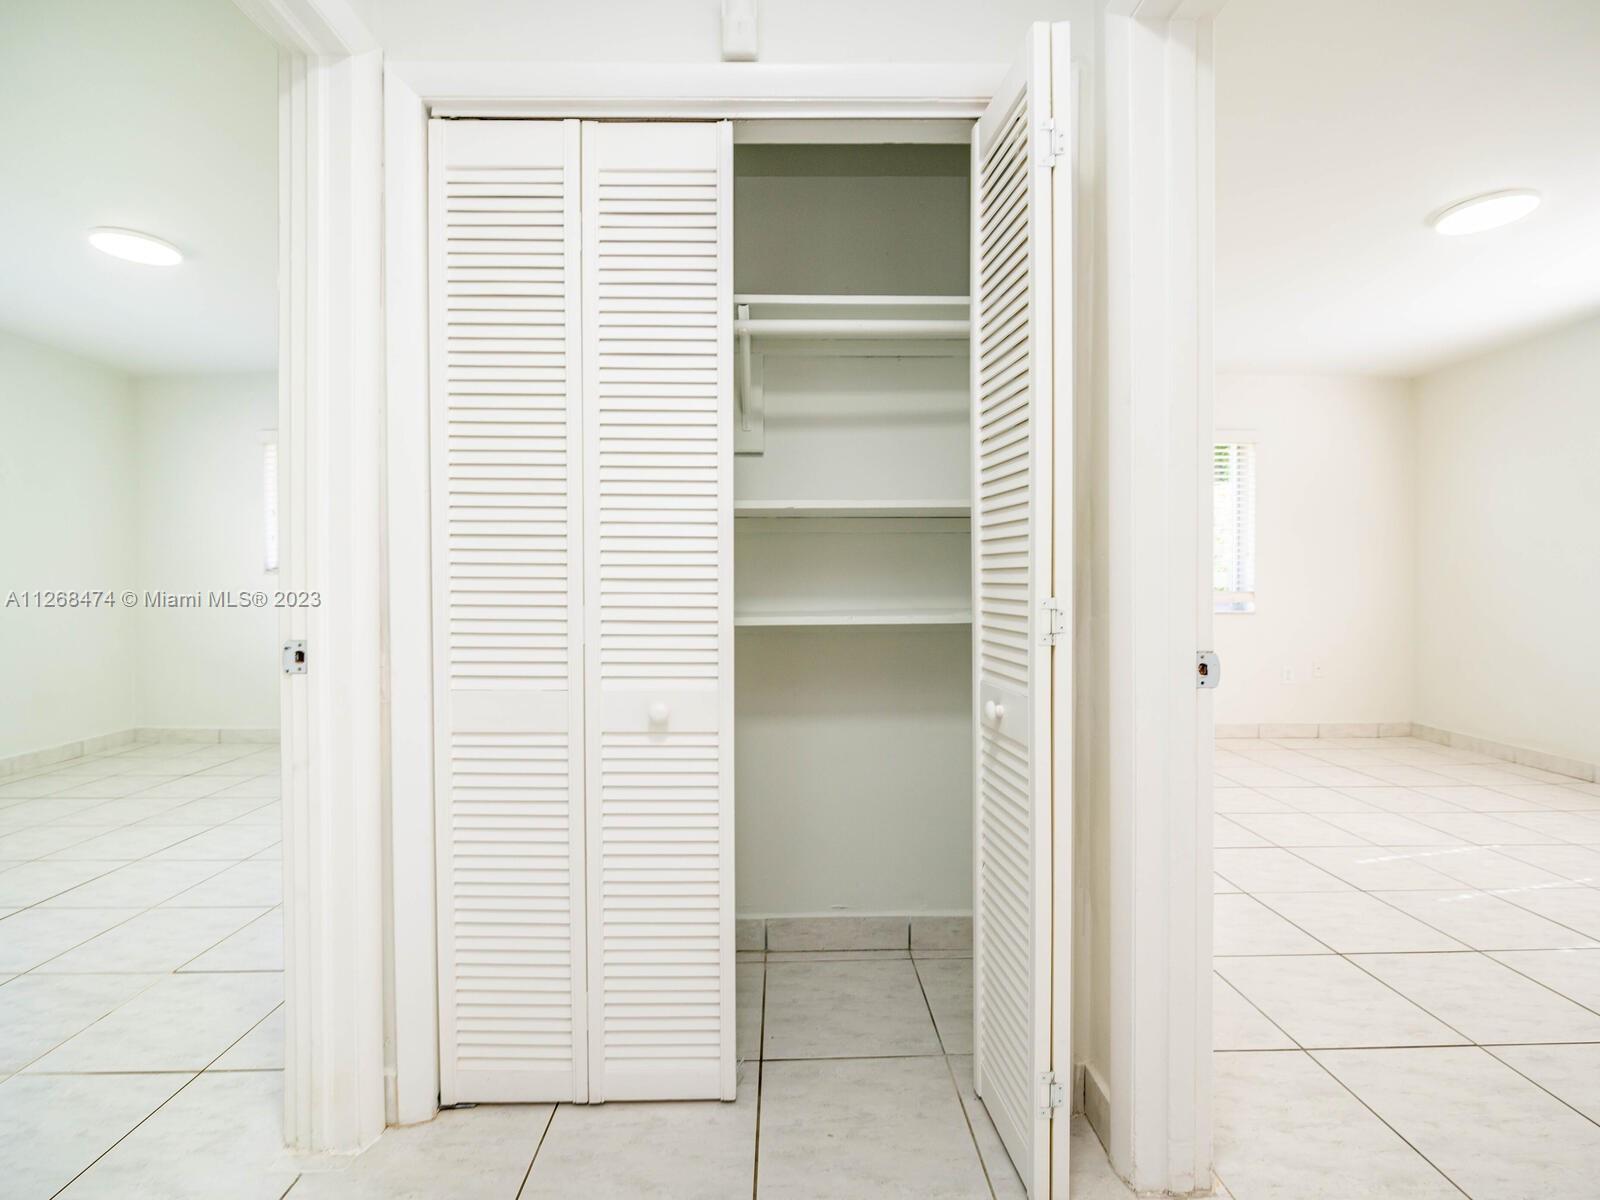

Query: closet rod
[734,318,970,339]
[733,293,970,307]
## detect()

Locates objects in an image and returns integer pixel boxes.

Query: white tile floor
[11,732,1595,1197]
[1214,735,1600,1200]
[0,738,285,1199]
[1,737,1134,1199]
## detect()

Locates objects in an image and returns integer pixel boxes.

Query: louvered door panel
[971,25,1060,1197]
[581,121,735,1102]
[429,118,587,1103]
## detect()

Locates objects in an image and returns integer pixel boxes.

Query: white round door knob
[984,700,1006,723]
[647,702,670,725]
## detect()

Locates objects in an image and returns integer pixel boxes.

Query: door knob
[984,699,1005,724]
[648,702,670,725]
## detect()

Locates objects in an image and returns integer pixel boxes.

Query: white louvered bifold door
[580,121,736,1102]
[429,119,589,1104]
[971,23,1068,1197]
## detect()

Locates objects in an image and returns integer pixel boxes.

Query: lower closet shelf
[734,609,972,627]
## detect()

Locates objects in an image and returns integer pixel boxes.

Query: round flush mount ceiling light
[87,226,183,266]
[1429,189,1541,237]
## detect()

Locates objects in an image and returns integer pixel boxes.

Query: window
[1213,441,1255,613]
[262,436,279,574]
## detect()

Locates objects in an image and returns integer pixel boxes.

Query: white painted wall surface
[375,0,1074,64]
[1414,316,1600,765]
[1214,373,1416,727]
[0,337,278,758]
[735,626,972,915]
[0,330,138,758]
[133,373,279,732]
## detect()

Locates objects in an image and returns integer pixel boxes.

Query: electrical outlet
[1281,667,1296,684]
[1312,661,1325,680]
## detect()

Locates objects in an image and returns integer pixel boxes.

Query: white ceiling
[1215,0,1600,376]
[0,0,277,374]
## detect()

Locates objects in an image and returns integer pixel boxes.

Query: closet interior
[730,131,975,935]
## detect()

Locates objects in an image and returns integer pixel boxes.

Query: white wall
[374,0,1074,63]
[1212,374,1416,727]
[0,333,278,760]
[735,627,972,915]
[0,330,138,758]
[1414,315,1600,766]
[133,372,279,732]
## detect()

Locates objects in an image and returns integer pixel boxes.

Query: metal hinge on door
[1041,597,1067,647]
[1038,117,1068,169]
[1040,1071,1066,1118]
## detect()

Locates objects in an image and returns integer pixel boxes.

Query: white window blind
[1213,441,1255,613]
[262,438,279,574]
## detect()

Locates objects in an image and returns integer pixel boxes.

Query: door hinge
[1040,1071,1066,1117]
[1196,650,1221,689]
[282,639,308,675]
[1039,117,1068,168]
[1041,597,1067,647]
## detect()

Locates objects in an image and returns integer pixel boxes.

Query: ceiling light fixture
[1429,189,1541,237]
[87,226,183,266]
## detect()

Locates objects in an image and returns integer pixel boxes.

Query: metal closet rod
[735,318,970,338]
[733,294,973,339]
[733,293,971,305]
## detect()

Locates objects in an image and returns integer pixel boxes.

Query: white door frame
[1092,1,1222,1194]
[232,0,388,1156]
[382,55,1084,1186]
[241,4,1220,1178]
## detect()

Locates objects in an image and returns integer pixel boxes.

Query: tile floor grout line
[0,743,270,836]
[511,1103,559,1199]
[0,755,279,914]
[1213,969,1301,1052]
[1474,947,1600,1021]
[750,957,766,1200]
[45,976,285,1199]
[1237,890,1484,1049]
[171,904,283,975]
[3,854,256,922]
[911,951,1003,1200]
[1,764,280,978]
[1261,835,1600,957]
[1478,1042,1600,1134]
[1245,835,1600,1029]
[1299,1049,1476,1200]
[938,1051,1001,1200]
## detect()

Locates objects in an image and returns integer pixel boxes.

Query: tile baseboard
[1080,1061,1111,1143]
[134,727,281,744]
[744,913,974,954]
[1217,722,1413,741]
[0,728,138,778]
[1225,718,1594,781]
[0,725,281,777]
[1411,722,1597,783]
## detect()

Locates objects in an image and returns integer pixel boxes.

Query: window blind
[1213,441,1255,613]
[262,439,279,574]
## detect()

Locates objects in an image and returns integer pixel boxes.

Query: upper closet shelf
[733,294,971,340]
[736,500,970,519]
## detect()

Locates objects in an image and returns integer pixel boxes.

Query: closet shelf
[735,500,970,520]
[734,609,973,628]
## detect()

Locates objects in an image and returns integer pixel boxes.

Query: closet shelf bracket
[734,302,764,454]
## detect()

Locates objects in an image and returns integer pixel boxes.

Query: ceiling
[1215,0,1600,376]
[0,0,277,374]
